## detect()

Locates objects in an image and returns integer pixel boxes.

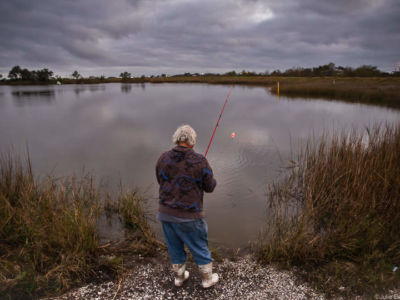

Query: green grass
[255,124,400,297]
[0,153,157,299]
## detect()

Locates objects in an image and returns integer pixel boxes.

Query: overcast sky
[0,0,399,77]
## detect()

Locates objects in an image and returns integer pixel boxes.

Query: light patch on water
[247,128,270,146]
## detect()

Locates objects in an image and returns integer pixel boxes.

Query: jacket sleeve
[202,158,217,193]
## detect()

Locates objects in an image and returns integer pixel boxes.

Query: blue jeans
[161,219,213,266]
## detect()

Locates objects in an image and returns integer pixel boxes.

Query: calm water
[0,83,399,248]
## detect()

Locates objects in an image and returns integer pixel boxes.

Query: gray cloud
[0,0,399,76]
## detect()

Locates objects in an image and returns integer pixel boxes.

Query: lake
[0,83,399,248]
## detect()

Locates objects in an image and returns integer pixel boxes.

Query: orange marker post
[277,81,280,103]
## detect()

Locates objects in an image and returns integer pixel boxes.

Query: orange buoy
[231,132,236,138]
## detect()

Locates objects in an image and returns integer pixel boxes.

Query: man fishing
[155,124,219,288]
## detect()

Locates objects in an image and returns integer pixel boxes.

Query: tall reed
[0,151,161,298]
[256,124,400,296]
[0,153,100,298]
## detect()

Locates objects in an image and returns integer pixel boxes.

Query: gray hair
[173,125,197,146]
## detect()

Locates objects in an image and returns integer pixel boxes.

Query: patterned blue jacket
[156,145,216,219]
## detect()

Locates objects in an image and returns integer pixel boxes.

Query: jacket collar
[173,145,194,153]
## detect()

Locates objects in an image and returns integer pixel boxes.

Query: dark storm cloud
[0,0,399,76]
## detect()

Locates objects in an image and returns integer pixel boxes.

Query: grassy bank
[0,153,157,299]
[150,76,400,109]
[270,77,400,109]
[256,124,400,297]
[151,76,400,108]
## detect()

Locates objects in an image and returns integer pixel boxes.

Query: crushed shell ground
[47,255,327,300]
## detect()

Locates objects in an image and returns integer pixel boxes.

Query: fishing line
[204,86,233,157]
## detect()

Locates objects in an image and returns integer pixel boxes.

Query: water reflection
[89,85,106,92]
[121,84,132,93]
[12,90,55,97]
[74,87,86,95]
[74,85,106,95]
[11,90,55,106]
[121,83,146,93]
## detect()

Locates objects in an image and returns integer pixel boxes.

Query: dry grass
[140,76,400,109]
[256,124,400,297]
[0,153,100,298]
[0,153,158,298]
[270,77,400,109]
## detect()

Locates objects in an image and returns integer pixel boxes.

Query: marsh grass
[150,76,400,109]
[104,189,162,256]
[256,124,400,297]
[0,153,158,298]
[0,153,100,298]
[270,77,400,109]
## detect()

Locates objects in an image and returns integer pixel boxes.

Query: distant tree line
[269,63,392,77]
[2,63,399,83]
[8,65,54,82]
[172,63,400,77]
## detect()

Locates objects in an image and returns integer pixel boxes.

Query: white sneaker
[198,262,219,288]
[172,263,189,287]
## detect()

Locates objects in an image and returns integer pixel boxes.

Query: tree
[8,65,22,80]
[353,65,381,77]
[224,70,237,76]
[20,68,34,81]
[6,66,54,82]
[36,68,54,82]
[270,69,281,76]
[120,72,131,79]
[313,62,336,76]
[72,70,81,79]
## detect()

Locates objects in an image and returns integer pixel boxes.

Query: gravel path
[48,255,325,300]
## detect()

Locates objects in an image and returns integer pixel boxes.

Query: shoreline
[44,249,400,300]
[46,250,325,300]
[2,76,400,109]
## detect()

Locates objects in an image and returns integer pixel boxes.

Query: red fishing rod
[204,86,233,157]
